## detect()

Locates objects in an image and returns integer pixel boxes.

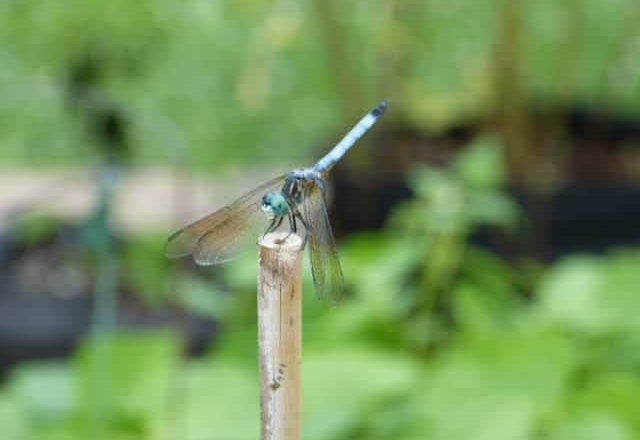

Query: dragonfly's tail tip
[373,99,390,117]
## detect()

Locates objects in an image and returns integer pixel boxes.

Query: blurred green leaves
[2,136,640,439]
[0,333,180,440]
[303,346,419,440]
[540,251,640,335]
[8,362,75,425]
[3,1,640,166]
[404,330,576,440]
[347,135,526,350]
[2,0,640,434]
[403,135,519,235]
[75,333,180,439]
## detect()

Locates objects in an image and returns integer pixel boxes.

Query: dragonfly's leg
[263,219,275,236]
[264,217,281,235]
[293,208,310,249]
[273,216,284,232]
[278,211,296,244]
[269,216,288,244]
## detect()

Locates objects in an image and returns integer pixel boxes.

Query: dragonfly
[166,100,389,305]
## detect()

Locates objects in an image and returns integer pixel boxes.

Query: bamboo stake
[258,232,304,440]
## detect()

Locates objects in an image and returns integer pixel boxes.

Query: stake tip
[259,232,303,251]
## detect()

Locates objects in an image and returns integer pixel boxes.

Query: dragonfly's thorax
[261,191,290,219]
[282,168,321,207]
[288,167,321,182]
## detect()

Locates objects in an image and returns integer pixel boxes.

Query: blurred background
[1,0,640,439]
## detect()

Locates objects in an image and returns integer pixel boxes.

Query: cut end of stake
[259,232,303,252]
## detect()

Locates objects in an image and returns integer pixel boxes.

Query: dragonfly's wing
[303,183,344,305]
[165,175,286,265]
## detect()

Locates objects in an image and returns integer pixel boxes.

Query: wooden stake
[258,232,304,440]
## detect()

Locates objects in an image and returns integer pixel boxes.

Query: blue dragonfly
[166,100,389,304]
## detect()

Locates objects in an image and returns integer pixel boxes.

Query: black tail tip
[371,99,390,117]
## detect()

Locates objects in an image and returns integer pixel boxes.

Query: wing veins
[165,175,286,260]
[304,184,344,304]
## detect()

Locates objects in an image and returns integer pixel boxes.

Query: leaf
[408,330,577,440]
[303,346,419,440]
[180,359,259,440]
[540,252,640,335]
[9,361,75,424]
[0,392,30,440]
[454,135,506,190]
[547,414,633,440]
[539,256,608,333]
[75,332,180,437]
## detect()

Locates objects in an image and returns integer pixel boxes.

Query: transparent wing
[303,182,344,305]
[165,175,286,265]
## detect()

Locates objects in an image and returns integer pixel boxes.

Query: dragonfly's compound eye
[261,192,289,218]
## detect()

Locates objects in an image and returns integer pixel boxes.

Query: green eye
[261,192,289,216]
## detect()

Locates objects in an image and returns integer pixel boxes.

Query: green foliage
[6,362,75,429]
[3,1,640,166]
[0,393,30,440]
[540,251,640,336]
[402,330,576,440]
[77,332,180,439]
[340,135,525,350]
[120,234,174,307]
[303,346,419,440]
[178,359,260,440]
[15,214,63,247]
[2,138,640,439]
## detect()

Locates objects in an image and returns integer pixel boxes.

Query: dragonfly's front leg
[292,207,310,249]
[263,216,284,236]
[275,211,296,244]
[272,216,284,232]
[290,210,297,234]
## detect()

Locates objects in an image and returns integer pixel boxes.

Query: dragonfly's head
[261,191,289,219]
